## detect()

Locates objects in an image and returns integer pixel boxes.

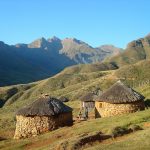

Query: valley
[0,34,150,150]
[0,58,150,149]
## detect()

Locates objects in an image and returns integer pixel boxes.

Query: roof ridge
[16,97,72,116]
[96,81,145,103]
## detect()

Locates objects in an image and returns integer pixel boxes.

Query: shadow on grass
[0,99,5,108]
[145,99,150,108]
[0,137,7,141]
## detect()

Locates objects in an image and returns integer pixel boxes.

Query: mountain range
[1,34,150,149]
[1,33,150,87]
[0,37,121,86]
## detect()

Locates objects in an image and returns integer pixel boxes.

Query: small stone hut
[80,92,96,111]
[95,81,145,118]
[14,96,73,139]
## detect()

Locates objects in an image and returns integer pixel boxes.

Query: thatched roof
[96,81,145,104]
[80,92,97,102]
[16,97,72,116]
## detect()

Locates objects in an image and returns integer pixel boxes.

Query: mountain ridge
[107,34,150,66]
[0,37,121,86]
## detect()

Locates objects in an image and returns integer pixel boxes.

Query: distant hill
[60,38,121,63]
[0,62,118,107]
[107,33,150,66]
[0,40,75,86]
[1,59,150,109]
[115,60,150,86]
[0,37,121,86]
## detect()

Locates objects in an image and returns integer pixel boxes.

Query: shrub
[108,126,129,138]
[128,124,142,132]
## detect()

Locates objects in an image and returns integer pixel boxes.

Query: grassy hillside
[1,60,150,115]
[60,62,118,74]
[0,60,150,149]
[0,106,150,150]
[86,128,150,150]
[115,60,150,87]
[0,62,117,108]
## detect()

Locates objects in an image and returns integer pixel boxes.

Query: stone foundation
[95,101,145,118]
[14,112,72,139]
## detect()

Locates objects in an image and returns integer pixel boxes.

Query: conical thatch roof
[96,81,145,103]
[16,97,72,116]
[80,92,97,102]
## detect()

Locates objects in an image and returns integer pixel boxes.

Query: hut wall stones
[95,81,145,118]
[95,101,145,118]
[14,112,72,139]
[14,97,73,139]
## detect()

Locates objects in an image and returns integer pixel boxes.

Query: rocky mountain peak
[127,34,150,49]
[127,39,144,48]
[97,45,121,56]
[145,33,150,38]
[63,38,82,44]
[15,44,27,48]
[28,37,48,48]
[48,36,61,43]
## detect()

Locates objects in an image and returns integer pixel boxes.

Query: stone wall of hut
[14,112,72,139]
[95,101,145,118]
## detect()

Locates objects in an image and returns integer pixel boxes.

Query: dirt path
[25,128,72,150]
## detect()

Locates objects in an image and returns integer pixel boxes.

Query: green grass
[0,60,150,138]
[0,69,116,116]
[85,129,150,150]
[0,69,116,140]
[0,60,150,149]
[0,108,149,150]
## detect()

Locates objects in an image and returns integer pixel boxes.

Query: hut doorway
[82,101,95,111]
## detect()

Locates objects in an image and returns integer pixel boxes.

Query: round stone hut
[80,92,96,111]
[95,81,145,118]
[14,96,73,139]
[80,92,97,119]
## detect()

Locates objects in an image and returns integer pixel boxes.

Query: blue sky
[0,0,150,48]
